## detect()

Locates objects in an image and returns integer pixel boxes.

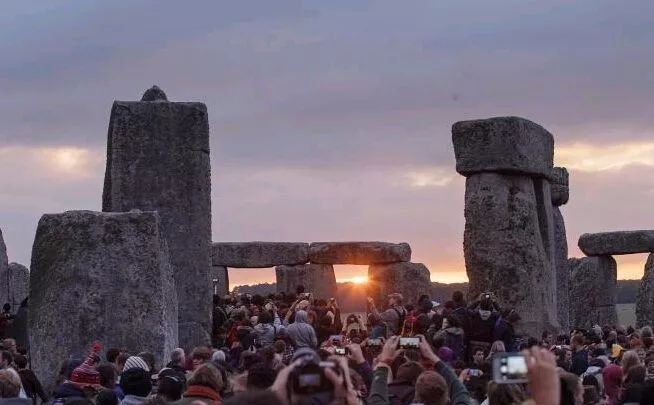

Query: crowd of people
[0,287,653,405]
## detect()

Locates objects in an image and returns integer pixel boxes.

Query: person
[13,355,47,405]
[470,348,485,369]
[493,309,520,353]
[190,348,212,371]
[559,372,584,405]
[119,368,151,405]
[0,369,31,405]
[571,334,589,376]
[166,349,186,375]
[52,343,103,405]
[253,310,281,348]
[485,340,506,363]
[622,364,646,404]
[155,369,185,402]
[602,363,623,405]
[172,364,222,405]
[0,305,13,340]
[434,315,466,361]
[481,382,526,405]
[286,310,317,349]
[367,294,407,336]
[466,295,499,357]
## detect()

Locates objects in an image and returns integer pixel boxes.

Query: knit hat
[70,342,102,389]
[123,356,150,373]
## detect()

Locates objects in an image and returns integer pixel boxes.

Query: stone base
[275,264,337,299]
[367,262,431,307]
[569,256,617,329]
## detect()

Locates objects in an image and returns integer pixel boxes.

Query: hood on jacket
[294,310,309,324]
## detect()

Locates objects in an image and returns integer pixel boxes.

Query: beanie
[123,356,150,373]
[70,342,102,389]
[120,368,152,397]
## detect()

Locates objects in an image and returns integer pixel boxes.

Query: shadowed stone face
[0,228,8,305]
[553,208,570,332]
[452,116,554,177]
[568,256,617,329]
[275,264,337,299]
[309,242,411,265]
[29,210,177,394]
[636,253,654,327]
[102,88,211,349]
[550,167,569,206]
[579,231,654,256]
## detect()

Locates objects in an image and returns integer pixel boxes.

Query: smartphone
[492,353,528,384]
[468,369,482,377]
[398,336,421,349]
[334,347,349,356]
[292,361,337,395]
[367,338,382,347]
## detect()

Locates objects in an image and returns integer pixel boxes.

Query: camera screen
[367,338,381,346]
[399,337,420,348]
[298,373,321,388]
[500,355,527,379]
[335,347,347,355]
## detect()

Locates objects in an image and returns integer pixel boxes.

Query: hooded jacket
[286,310,318,348]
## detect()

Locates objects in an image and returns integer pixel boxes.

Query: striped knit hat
[123,356,150,373]
[70,342,102,388]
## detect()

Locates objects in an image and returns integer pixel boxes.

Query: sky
[1,1,654,288]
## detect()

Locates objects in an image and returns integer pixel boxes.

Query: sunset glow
[342,276,367,284]
[556,141,654,172]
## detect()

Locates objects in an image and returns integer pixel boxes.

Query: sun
[350,276,367,285]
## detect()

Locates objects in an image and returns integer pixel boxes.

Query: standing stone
[210,265,229,296]
[29,210,178,393]
[552,209,569,332]
[367,262,431,307]
[275,264,337,299]
[636,253,654,327]
[550,167,569,206]
[3,263,30,313]
[568,256,617,329]
[102,86,211,348]
[0,228,9,307]
[309,242,411,264]
[463,172,559,336]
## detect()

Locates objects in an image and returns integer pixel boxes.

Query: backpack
[444,329,466,361]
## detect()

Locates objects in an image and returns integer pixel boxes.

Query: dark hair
[137,352,156,372]
[246,364,276,390]
[115,353,130,368]
[157,372,185,401]
[452,291,465,304]
[258,310,273,325]
[96,389,118,405]
[625,364,646,385]
[223,390,284,405]
[120,368,152,397]
[1,351,12,365]
[97,363,117,389]
[13,354,27,369]
[191,346,212,362]
[106,348,121,363]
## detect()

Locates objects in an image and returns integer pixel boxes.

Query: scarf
[183,385,221,405]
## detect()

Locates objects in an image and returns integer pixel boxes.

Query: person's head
[582,385,600,405]
[106,348,121,364]
[0,369,21,398]
[0,351,12,369]
[258,310,273,325]
[571,334,585,350]
[489,340,506,356]
[136,352,156,373]
[157,370,185,401]
[560,371,583,405]
[170,348,185,367]
[188,363,223,393]
[624,364,646,385]
[473,348,485,365]
[97,363,117,389]
[629,333,642,349]
[646,354,654,375]
[120,368,152,398]
[2,340,16,354]
[452,291,465,306]
[115,353,130,373]
[12,354,27,370]
[388,293,403,308]
[273,340,286,354]
[396,361,424,384]
[621,350,641,376]
[486,382,526,405]
[413,371,448,405]
[191,346,212,370]
[246,364,276,390]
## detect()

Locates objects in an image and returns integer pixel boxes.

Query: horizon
[2,1,654,288]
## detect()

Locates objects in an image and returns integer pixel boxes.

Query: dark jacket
[50,383,84,405]
[493,319,517,352]
[18,369,48,403]
[571,349,589,376]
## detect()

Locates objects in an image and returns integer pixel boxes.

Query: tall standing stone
[102,86,211,348]
[636,253,654,327]
[568,256,618,328]
[0,228,9,306]
[551,167,570,332]
[367,262,431,307]
[453,117,559,337]
[29,210,178,393]
[275,264,337,299]
[4,263,30,313]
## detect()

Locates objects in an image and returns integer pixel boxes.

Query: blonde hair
[486,340,506,360]
[621,350,641,376]
[0,369,22,398]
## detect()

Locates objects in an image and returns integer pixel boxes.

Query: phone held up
[398,336,421,349]
[492,352,528,384]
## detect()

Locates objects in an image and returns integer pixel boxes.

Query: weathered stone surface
[211,265,229,296]
[29,210,178,392]
[553,208,569,332]
[141,85,167,101]
[367,262,432,307]
[102,89,211,348]
[0,228,8,306]
[550,167,569,206]
[568,256,617,329]
[275,264,337,299]
[579,231,654,256]
[452,116,554,177]
[309,242,411,265]
[7,299,28,349]
[1,263,30,313]
[464,172,559,336]
[636,254,654,327]
[212,242,308,268]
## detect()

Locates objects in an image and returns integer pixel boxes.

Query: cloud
[556,141,654,172]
